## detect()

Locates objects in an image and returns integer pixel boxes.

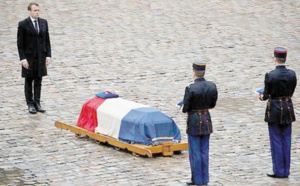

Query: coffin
[76,96,182,146]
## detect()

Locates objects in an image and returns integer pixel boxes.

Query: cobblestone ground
[0,0,300,185]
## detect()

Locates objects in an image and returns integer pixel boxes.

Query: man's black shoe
[186,181,194,185]
[28,104,37,114]
[34,103,46,112]
[267,173,288,178]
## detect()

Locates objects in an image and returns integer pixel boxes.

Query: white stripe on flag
[95,98,149,139]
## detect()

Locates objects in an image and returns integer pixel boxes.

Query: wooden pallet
[54,121,188,157]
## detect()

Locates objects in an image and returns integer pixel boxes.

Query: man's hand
[259,94,263,101]
[46,57,51,67]
[21,60,29,69]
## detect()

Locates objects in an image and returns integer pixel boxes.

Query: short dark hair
[27,2,39,11]
[193,70,205,78]
[275,57,286,63]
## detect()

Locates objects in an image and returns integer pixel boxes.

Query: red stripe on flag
[76,96,106,132]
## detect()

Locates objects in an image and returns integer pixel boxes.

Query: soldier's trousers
[188,134,210,185]
[268,123,291,177]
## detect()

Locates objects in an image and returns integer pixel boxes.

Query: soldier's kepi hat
[193,59,206,71]
[274,47,287,58]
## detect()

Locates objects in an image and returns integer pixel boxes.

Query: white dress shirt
[30,16,39,33]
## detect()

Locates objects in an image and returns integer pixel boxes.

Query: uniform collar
[276,65,286,69]
[194,77,205,82]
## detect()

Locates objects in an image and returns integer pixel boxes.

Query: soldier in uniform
[259,47,297,178]
[182,60,218,186]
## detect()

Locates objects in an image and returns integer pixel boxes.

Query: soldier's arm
[290,71,297,97]
[262,73,270,101]
[182,86,191,113]
[210,84,218,108]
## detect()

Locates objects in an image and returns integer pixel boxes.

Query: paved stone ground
[0,0,299,185]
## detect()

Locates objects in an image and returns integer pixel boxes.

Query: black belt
[271,96,291,101]
[188,109,209,115]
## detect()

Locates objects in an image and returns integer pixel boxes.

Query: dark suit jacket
[262,66,297,124]
[182,78,218,136]
[17,17,51,77]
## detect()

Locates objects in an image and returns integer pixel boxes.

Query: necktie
[34,20,38,33]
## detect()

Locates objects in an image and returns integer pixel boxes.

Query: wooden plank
[134,142,188,155]
[54,121,188,157]
[55,121,153,157]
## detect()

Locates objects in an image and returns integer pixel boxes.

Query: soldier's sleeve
[182,86,191,113]
[210,83,218,108]
[291,71,297,97]
[262,73,270,100]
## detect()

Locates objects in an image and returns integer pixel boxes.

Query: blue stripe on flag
[118,107,181,145]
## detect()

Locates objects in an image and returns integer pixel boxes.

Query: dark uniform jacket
[17,17,51,78]
[262,66,297,124]
[182,78,218,136]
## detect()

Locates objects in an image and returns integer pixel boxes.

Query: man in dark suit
[182,60,218,186]
[17,2,51,114]
[259,47,297,178]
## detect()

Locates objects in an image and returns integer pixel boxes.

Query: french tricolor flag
[77,93,182,145]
